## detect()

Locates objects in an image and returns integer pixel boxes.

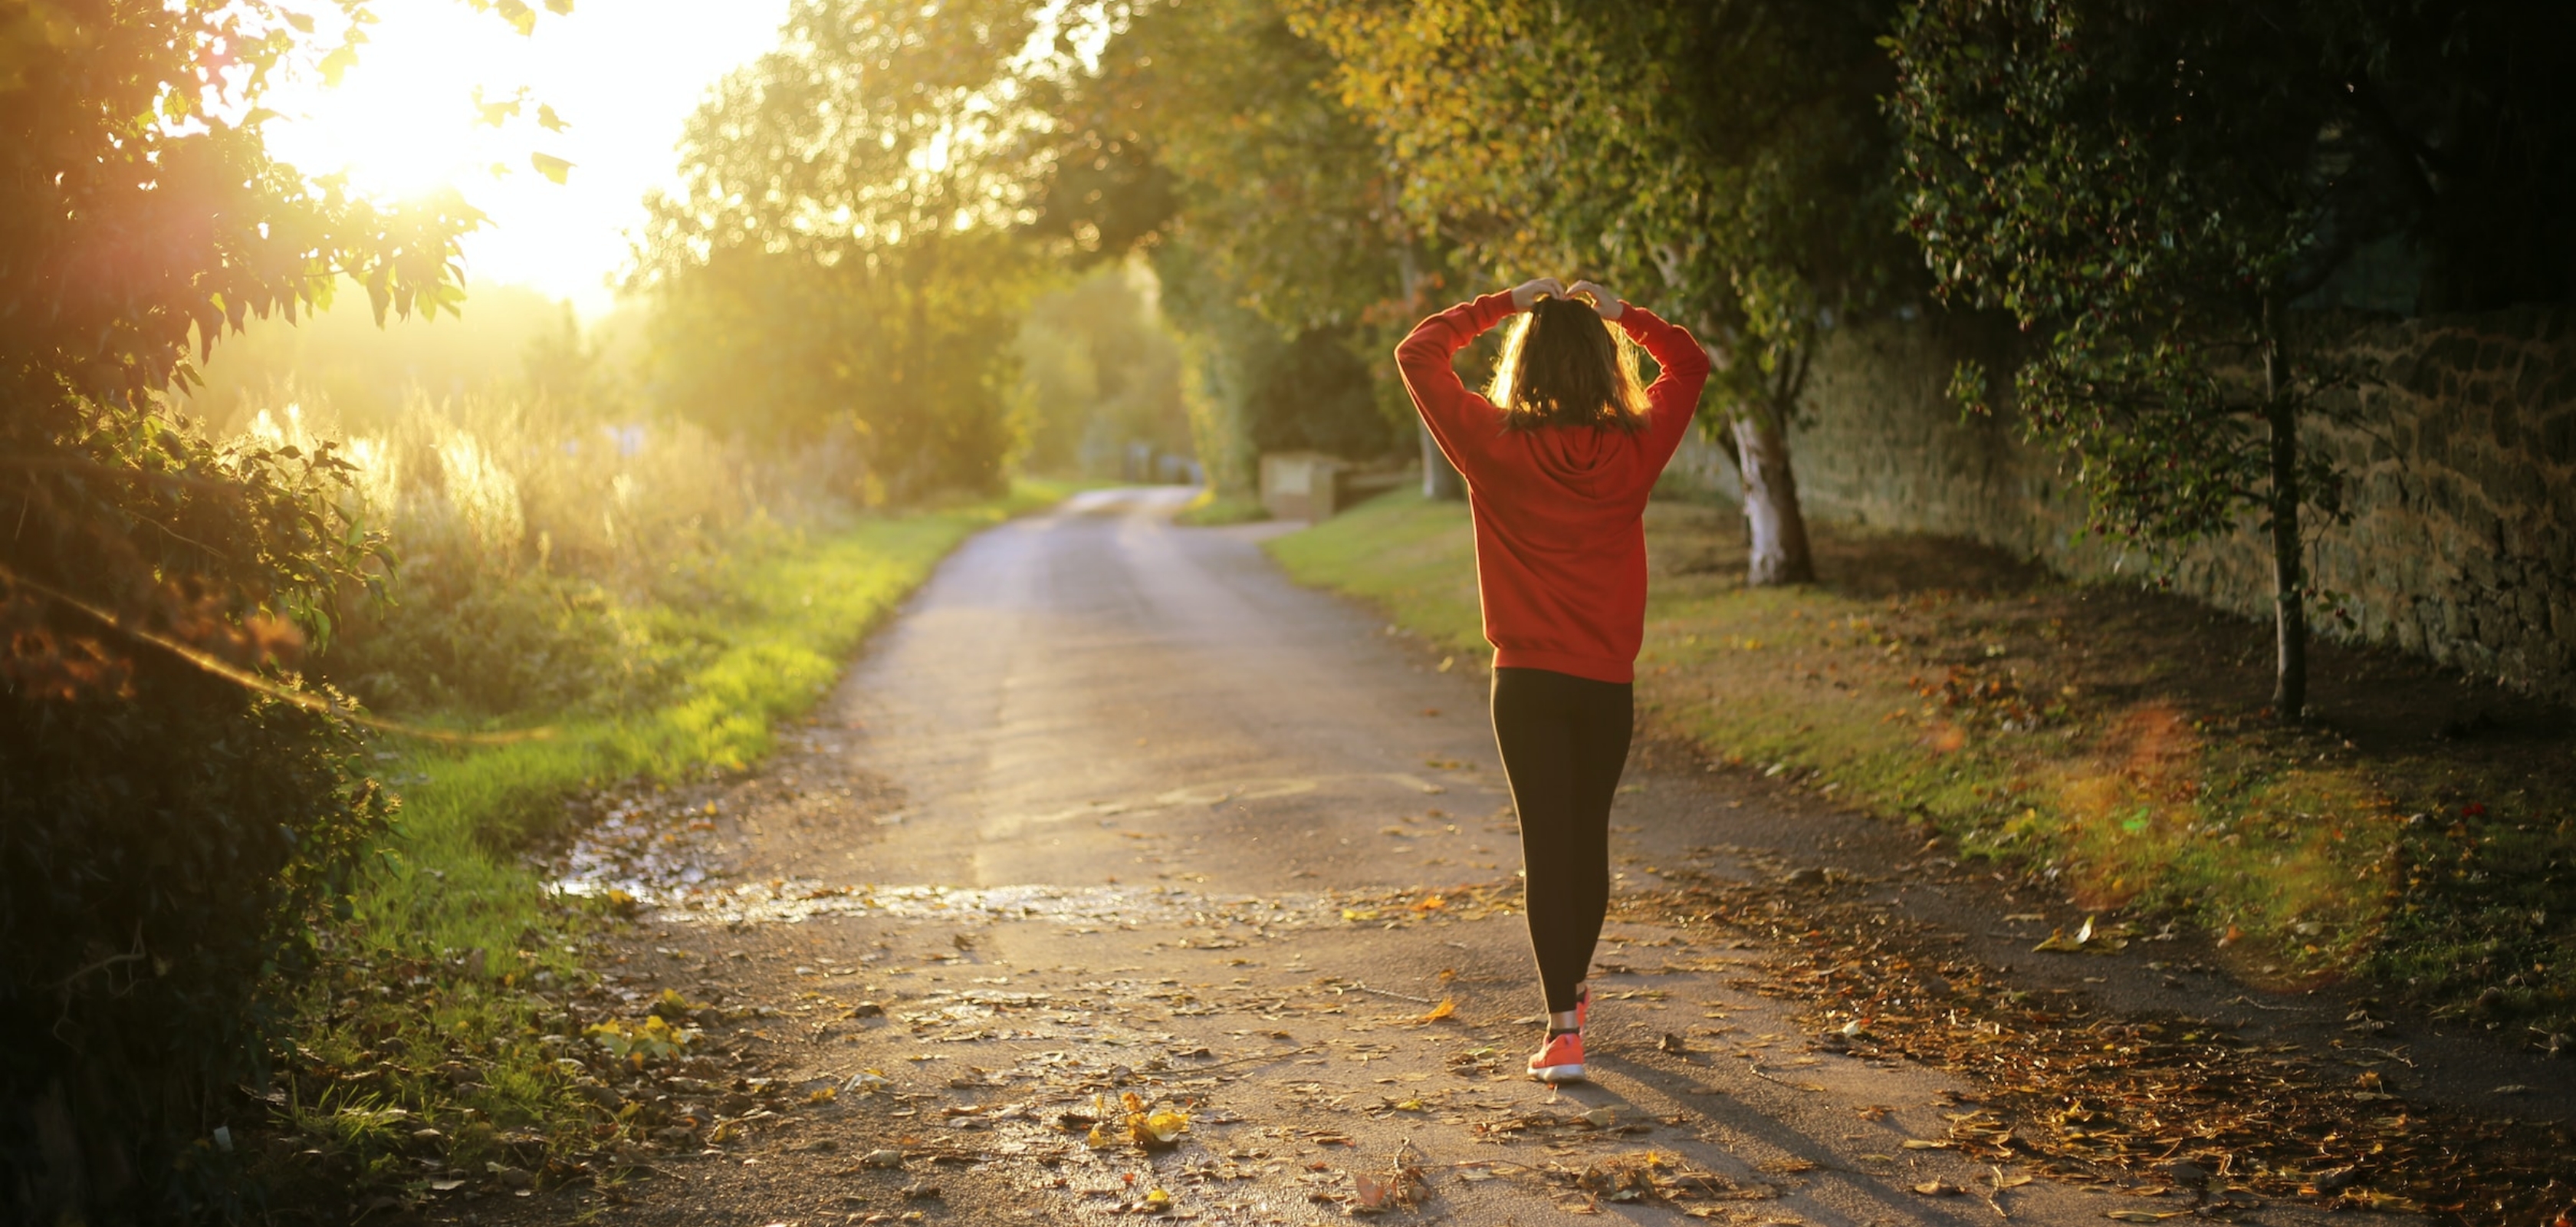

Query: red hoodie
[1396,291,1710,684]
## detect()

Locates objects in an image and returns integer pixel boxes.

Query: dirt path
[485,488,2426,1227]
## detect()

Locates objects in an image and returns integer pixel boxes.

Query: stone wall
[1704,308,2576,702]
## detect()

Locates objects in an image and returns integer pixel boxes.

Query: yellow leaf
[531,153,573,184]
[1901,1138,1951,1150]
[1135,1108,1190,1146]
[1419,997,1456,1022]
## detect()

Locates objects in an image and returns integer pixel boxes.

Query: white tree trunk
[1731,406,1815,587]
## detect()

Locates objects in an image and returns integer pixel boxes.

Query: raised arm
[1563,278,1709,455]
[1397,279,1558,477]
[1610,303,1710,465]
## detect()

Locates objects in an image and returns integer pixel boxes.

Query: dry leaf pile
[1620,870,2576,1225]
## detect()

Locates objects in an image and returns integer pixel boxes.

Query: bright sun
[258,0,790,316]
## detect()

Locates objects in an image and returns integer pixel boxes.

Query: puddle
[646,879,1329,929]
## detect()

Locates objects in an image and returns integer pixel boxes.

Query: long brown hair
[1485,295,1649,433]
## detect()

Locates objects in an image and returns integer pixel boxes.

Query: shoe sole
[1527,1063,1586,1083]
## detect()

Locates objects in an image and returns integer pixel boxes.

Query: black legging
[1489,666,1634,1014]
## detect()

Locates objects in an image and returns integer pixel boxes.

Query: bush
[222,387,832,724]
[0,656,391,1221]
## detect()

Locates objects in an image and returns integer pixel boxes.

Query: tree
[1,2,544,1217]
[1884,0,2575,719]
[1014,262,1192,476]
[1287,0,1913,584]
[634,0,1054,501]
[1031,0,1433,495]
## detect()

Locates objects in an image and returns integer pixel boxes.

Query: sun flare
[256,0,789,314]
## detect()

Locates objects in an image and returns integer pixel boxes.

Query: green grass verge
[1267,489,2575,1040]
[262,481,1071,1199]
[1171,488,1271,527]
[1264,490,1480,647]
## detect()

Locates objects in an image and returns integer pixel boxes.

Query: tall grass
[229,383,844,722]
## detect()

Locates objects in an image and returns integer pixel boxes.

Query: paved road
[519,488,2367,1227]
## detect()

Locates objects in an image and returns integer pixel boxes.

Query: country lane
[489,487,2371,1227]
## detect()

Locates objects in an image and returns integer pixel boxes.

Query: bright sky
[260,0,793,318]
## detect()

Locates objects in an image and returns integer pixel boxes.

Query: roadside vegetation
[1272,490,2576,1047]
[1171,489,1272,527]
[13,0,2571,1221]
[211,378,1073,1209]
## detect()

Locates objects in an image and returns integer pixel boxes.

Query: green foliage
[274,484,1069,1209]
[1171,489,1270,527]
[1882,0,2576,560]
[0,669,393,1221]
[1014,263,1193,477]
[238,385,803,722]
[1287,0,1911,422]
[1884,0,2419,709]
[634,0,1056,502]
[1264,488,1485,652]
[1039,0,1419,475]
[0,2,549,1219]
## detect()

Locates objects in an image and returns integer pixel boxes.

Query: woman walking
[1396,277,1710,1083]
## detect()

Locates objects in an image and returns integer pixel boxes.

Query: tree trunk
[1732,402,1815,586]
[2262,298,2307,721]
[1420,419,1465,500]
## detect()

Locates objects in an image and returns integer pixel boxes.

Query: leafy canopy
[1287,0,1911,415]
[1885,0,2390,545]
[633,0,1057,498]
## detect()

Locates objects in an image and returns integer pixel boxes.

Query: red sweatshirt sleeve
[1395,291,1517,482]
[1612,304,1710,473]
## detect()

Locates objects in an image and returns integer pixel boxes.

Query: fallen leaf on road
[1418,997,1456,1022]
[2034,915,2131,953]
[2103,1212,2187,1222]
[1901,1138,1951,1150]
[1912,1179,1963,1196]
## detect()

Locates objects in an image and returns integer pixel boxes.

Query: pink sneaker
[1527,1031,1586,1083]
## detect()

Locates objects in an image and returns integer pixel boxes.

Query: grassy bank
[1171,488,1270,527]
[261,483,1069,1203]
[1269,490,2575,1043]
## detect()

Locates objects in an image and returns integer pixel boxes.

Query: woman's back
[1396,283,1710,683]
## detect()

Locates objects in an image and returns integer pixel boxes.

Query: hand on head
[1510,278,1567,310]
[1568,281,1623,321]
[1510,277,1623,320]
